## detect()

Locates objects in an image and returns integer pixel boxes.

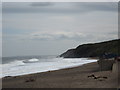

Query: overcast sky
[2,2,118,57]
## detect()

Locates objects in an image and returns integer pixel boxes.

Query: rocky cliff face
[60,39,120,58]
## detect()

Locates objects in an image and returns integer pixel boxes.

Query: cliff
[60,39,120,58]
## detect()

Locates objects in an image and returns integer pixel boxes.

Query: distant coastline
[60,39,119,58]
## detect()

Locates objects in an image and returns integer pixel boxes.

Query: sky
[2,2,118,57]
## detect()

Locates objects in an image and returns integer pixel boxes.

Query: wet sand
[2,62,119,88]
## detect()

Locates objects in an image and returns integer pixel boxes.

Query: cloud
[74,2,118,12]
[19,30,117,42]
[2,2,118,14]
[21,31,86,41]
[30,2,53,7]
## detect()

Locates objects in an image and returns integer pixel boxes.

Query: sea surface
[1,55,97,78]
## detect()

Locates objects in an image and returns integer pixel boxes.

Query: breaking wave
[23,58,39,63]
[2,57,97,78]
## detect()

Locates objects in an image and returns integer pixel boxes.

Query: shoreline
[0,59,97,79]
[1,58,97,79]
[2,60,96,79]
[2,62,119,88]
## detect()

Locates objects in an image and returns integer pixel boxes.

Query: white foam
[23,58,39,63]
[28,58,39,62]
[1,58,97,78]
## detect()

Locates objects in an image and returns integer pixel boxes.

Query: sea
[1,55,97,78]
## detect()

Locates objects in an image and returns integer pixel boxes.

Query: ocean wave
[2,57,97,78]
[23,58,39,63]
[3,60,25,67]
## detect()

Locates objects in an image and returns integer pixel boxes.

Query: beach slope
[2,62,118,88]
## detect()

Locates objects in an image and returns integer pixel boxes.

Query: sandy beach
[2,62,119,88]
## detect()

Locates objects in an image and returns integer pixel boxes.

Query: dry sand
[2,62,119,88]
